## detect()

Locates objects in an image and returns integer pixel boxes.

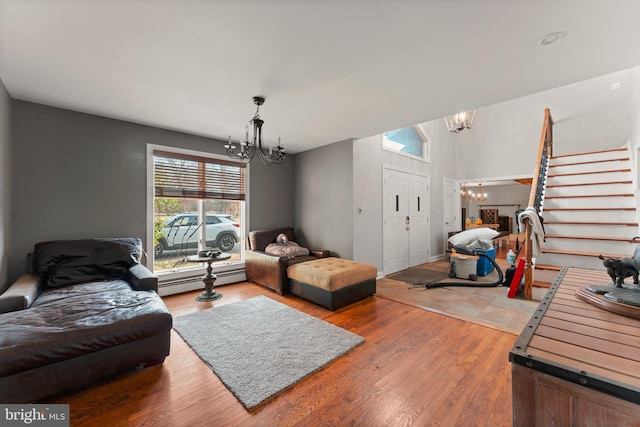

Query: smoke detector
[538,31,566,46]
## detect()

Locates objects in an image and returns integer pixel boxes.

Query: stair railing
[522,108,554,299]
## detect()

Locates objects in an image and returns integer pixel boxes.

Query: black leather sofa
[0,238,172,403]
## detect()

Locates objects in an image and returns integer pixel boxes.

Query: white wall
[631,69,640,186]
[630,68,640,223]
[422,69,634,181]
[352,135,384,269]
[353,68,637,272]
[352,133,448,273]
[464,184,530,232]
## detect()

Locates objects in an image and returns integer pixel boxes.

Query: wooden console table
[510,267,640,425]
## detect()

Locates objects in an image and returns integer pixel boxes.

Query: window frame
[381,124,431,163]
[146,144,249,286]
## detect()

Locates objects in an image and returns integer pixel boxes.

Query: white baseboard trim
[431,253,446,262]
[158,269,246,297]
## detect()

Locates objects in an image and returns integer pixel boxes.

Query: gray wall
[247,156,295,231]
[9,100,294,283]
[294,140,353,258]
[0,80,11,292]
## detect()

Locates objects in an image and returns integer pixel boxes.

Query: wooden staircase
[534,146,639,282]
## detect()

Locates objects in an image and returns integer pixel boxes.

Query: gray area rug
[173,296,364,410]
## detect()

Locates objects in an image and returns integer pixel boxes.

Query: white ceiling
[1,0,640,154]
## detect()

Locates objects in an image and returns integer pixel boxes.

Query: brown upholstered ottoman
[287,257,377,310]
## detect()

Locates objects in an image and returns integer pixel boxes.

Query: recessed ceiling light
[538,31,566,46]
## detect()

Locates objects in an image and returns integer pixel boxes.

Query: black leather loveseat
[0,238,172,403]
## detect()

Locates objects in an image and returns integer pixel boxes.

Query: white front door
[383,168,409,274]
[409,174,429,267]
[383,167,430,275]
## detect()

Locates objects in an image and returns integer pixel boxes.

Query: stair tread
[542,248,629,258]
[549,158,629,168]
[546,181,632,188]
[545,234,635,241]
[540,147,636,267]
[551,147,627,159]
[534,264,563,271]
[547,169,631,178]
[545,193,634,199]
[545,221,638,226]
[543,207,635,211]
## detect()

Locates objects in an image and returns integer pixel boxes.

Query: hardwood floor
[45,283,517,426]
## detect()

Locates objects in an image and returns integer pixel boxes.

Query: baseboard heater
[158,268,247,297]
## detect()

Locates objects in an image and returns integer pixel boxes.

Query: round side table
[186,253,231,302]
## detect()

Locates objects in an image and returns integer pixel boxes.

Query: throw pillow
[33,238,142,287]
[265,241,310,259]
[448,228,499,247]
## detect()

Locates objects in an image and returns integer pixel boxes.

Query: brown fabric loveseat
[245,227,329,294]
[0,238,172,403]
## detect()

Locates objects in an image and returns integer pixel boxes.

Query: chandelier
[225,96,286,165]
[460,182,487,202]
[474,183,488,202]
[460,182,473,201]
[445,110,475,133]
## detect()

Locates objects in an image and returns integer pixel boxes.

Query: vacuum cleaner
[425,244,504,289]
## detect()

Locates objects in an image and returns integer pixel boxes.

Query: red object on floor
[508,258,526,298]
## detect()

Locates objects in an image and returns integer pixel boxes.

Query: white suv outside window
[155,213,240,256]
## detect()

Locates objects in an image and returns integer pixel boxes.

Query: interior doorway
[383,167,430,275]
[443,178,460,249]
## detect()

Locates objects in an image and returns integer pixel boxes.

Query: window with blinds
[151,149,245,276]
[154,150,245,200]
